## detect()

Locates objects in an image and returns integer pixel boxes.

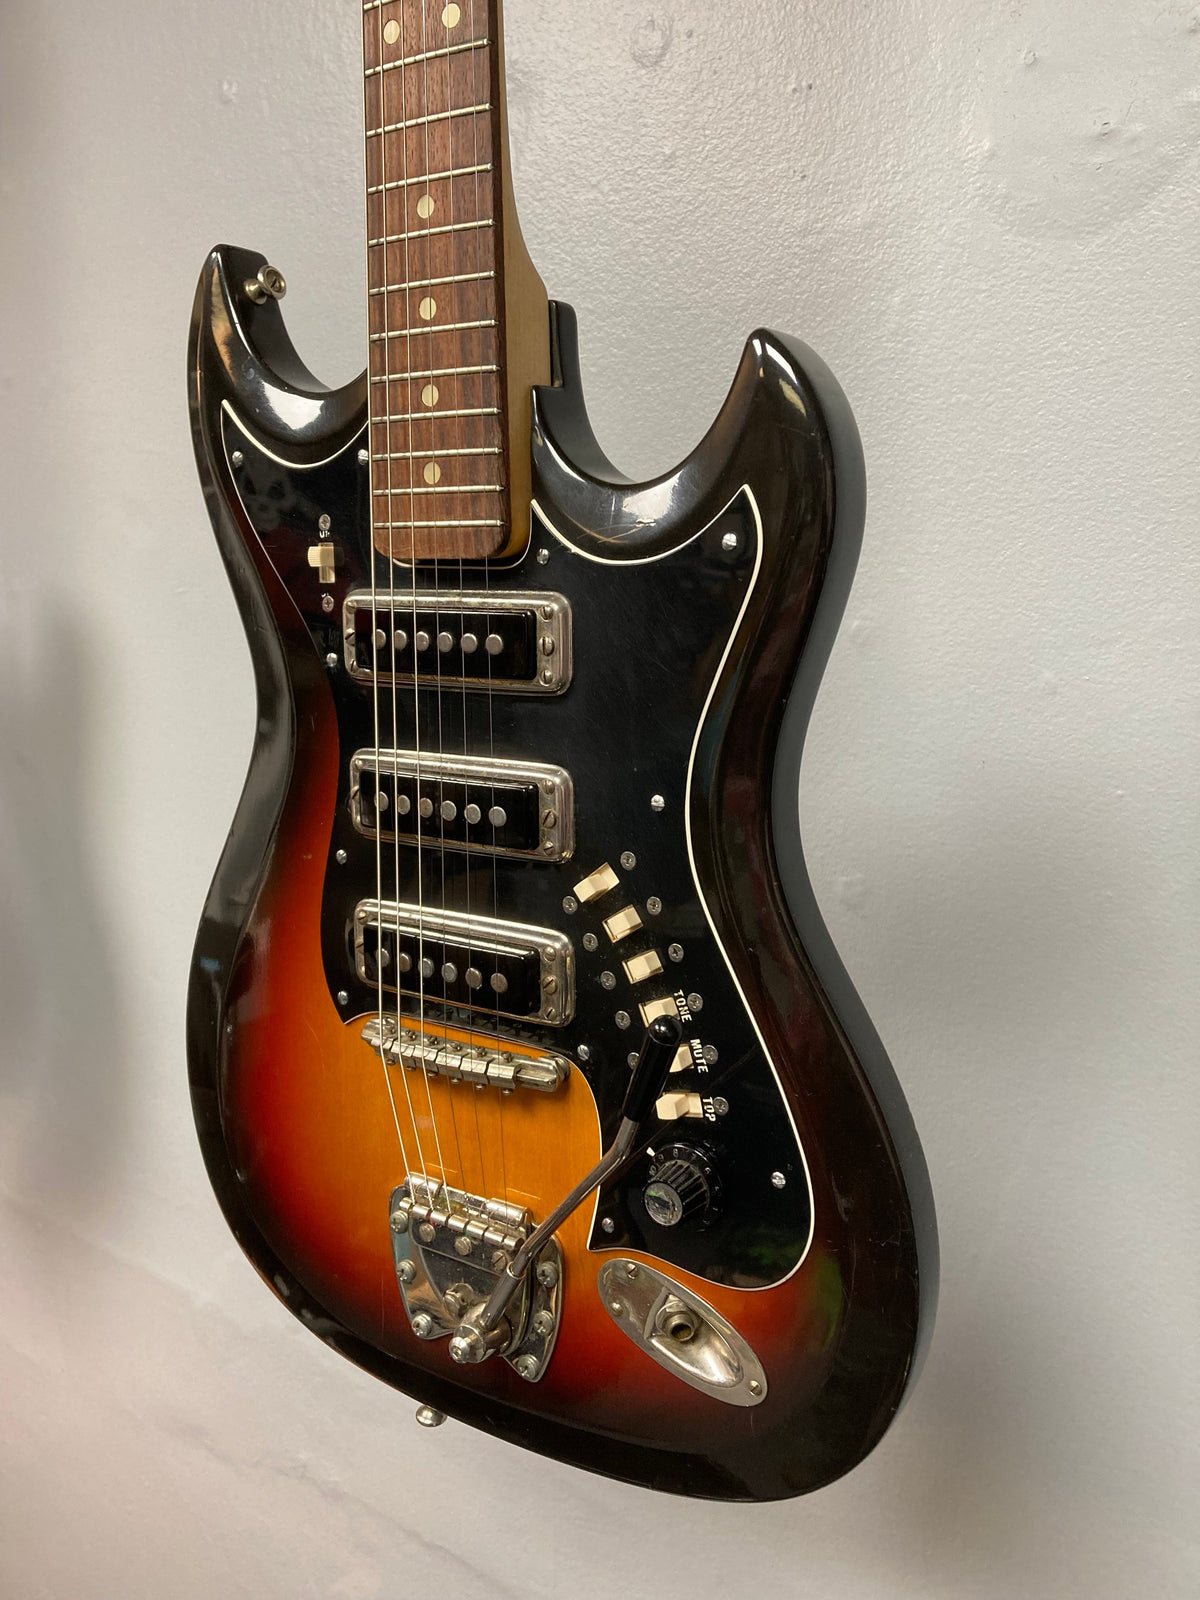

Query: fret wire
[364,39,489,77]
[367,218,492,247]
[369,319,498,342]
[367,405,502,419]
[376,519,507,529]
[386,364,498,378]
[372,485,504,495]
[367,164,493,196]
[366,103,491,139]
[369,270,494,295]
[373,445,502,460]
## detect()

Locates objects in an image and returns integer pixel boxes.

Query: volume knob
[642,1152,714,1229]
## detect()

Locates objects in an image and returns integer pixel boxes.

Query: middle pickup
[349,750,574,863]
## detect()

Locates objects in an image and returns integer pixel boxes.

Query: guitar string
[417,0,467,1194]
[399,0,451,1193]
[474,0,510,1208]
[367,0,421,1185]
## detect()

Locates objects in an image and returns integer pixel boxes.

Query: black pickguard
[224,411,813,1289]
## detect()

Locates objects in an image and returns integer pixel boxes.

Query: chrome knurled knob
[643,1153,713,1228]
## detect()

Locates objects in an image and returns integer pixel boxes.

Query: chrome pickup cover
[342,590,571,694]
[353,899,574,1025]
[363,1017,569,1092]
[350,749,574,862]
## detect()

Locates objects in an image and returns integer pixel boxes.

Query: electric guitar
[187,0,936,1500]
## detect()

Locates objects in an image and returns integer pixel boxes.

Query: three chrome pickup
[350,750,574,862]
[342,590,571,694]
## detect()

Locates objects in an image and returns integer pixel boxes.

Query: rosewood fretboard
[363,0,546,563]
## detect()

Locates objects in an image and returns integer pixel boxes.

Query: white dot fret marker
[418,296,437,320]
[423,461,442,484]
[416,195,435,219]
[383,20,400,44]
[442,3,461,27]
[421,384,439,407]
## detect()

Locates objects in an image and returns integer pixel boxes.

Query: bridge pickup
[349,750,574,862]
[353,900,574,1025]
[342,590,571,694]
[362,1018,569,1092]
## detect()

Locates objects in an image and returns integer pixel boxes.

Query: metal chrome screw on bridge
[447,1014,684,1366]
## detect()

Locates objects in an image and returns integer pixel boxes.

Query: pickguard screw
[562,895,578,914]
[535,1260,559,1288]
[321,593,335,613]
[582,932,598,952]
[336,990,348,1005]
[415,1404,446,1427]
[771,1171,787,1189]
[721,531,739,552]
[230,449,244,467]
[601,1217,615,1234]
[577,1044,591,1062]
[535,547,549,565]
[358,448,369,466]
[627,1052,639,1068]
[650,794,665,812]
[600,971,616,991]
[668,943,684,962]
[326,652,339,669]
[318,514,331,531]
[620,851,637,870]
[712,1096,729,1116]
[396,1259,417,1283]
[687,992,704,1013]
[615,1011,631,1029]
[646,897,662,916]
[702,1045,719,1066]
[411,1313,435,1339]
[336,848,348,864]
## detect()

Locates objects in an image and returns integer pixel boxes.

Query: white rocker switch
[655,1090,706,1122]
[307,542,337,584]
[573,862,620,903]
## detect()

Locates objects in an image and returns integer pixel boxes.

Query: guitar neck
[362,0,548,564]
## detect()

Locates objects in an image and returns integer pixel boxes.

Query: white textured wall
[2,0,1197,1594]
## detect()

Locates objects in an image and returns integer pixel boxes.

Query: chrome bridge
[353,900,574,1025]
[390,1177,562,1382]
[363,1017,569,1092]
[343,590,571,694]
[350,748,574,862]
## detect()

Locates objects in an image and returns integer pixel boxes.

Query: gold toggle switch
[603,905,643,944]
[655,1090,706,1121]
[307,542,337,585]
[573,862,619,903]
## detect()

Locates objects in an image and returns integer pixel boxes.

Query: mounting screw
[230,449,244,467]
[513,1354,539,1380]
[646,896,662,915]
[536,546,549,565]
[321,593,335,614]
[336,990,348,1006]
[712,1095,729,1116]
[601,1217,615,1234]
[532,1310,555,1337]
[747,1380,763,1397]
[396,1259,417,1283]
[336,848,348,864]
[418,1222,436,1243]
[582,932,598,952]
[620,851,637,870]
[415,1404,446,1428]
[668,942,684,962]
[624,1262,638,1281]
[411,1313,435,1339]
[650,794,665,812]
[627,1052,639,1068]
[358,448,369,466]
[326,652,339,669]
[454,1235,473,1256]
[687,992,704,1013]
[609,1300,624,1317]
[390,1210,409,1233]
[562,894,578,914]
[318,513,331,531]
[577,1043,591,1062]
[615,1011,631,1030]
[771,1171,787,1189]
[492,1250,509,1271]
[600,971,616,991]
[535,1260,559,1288]
[702,1044,719,1066]
[721,531,739,552]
